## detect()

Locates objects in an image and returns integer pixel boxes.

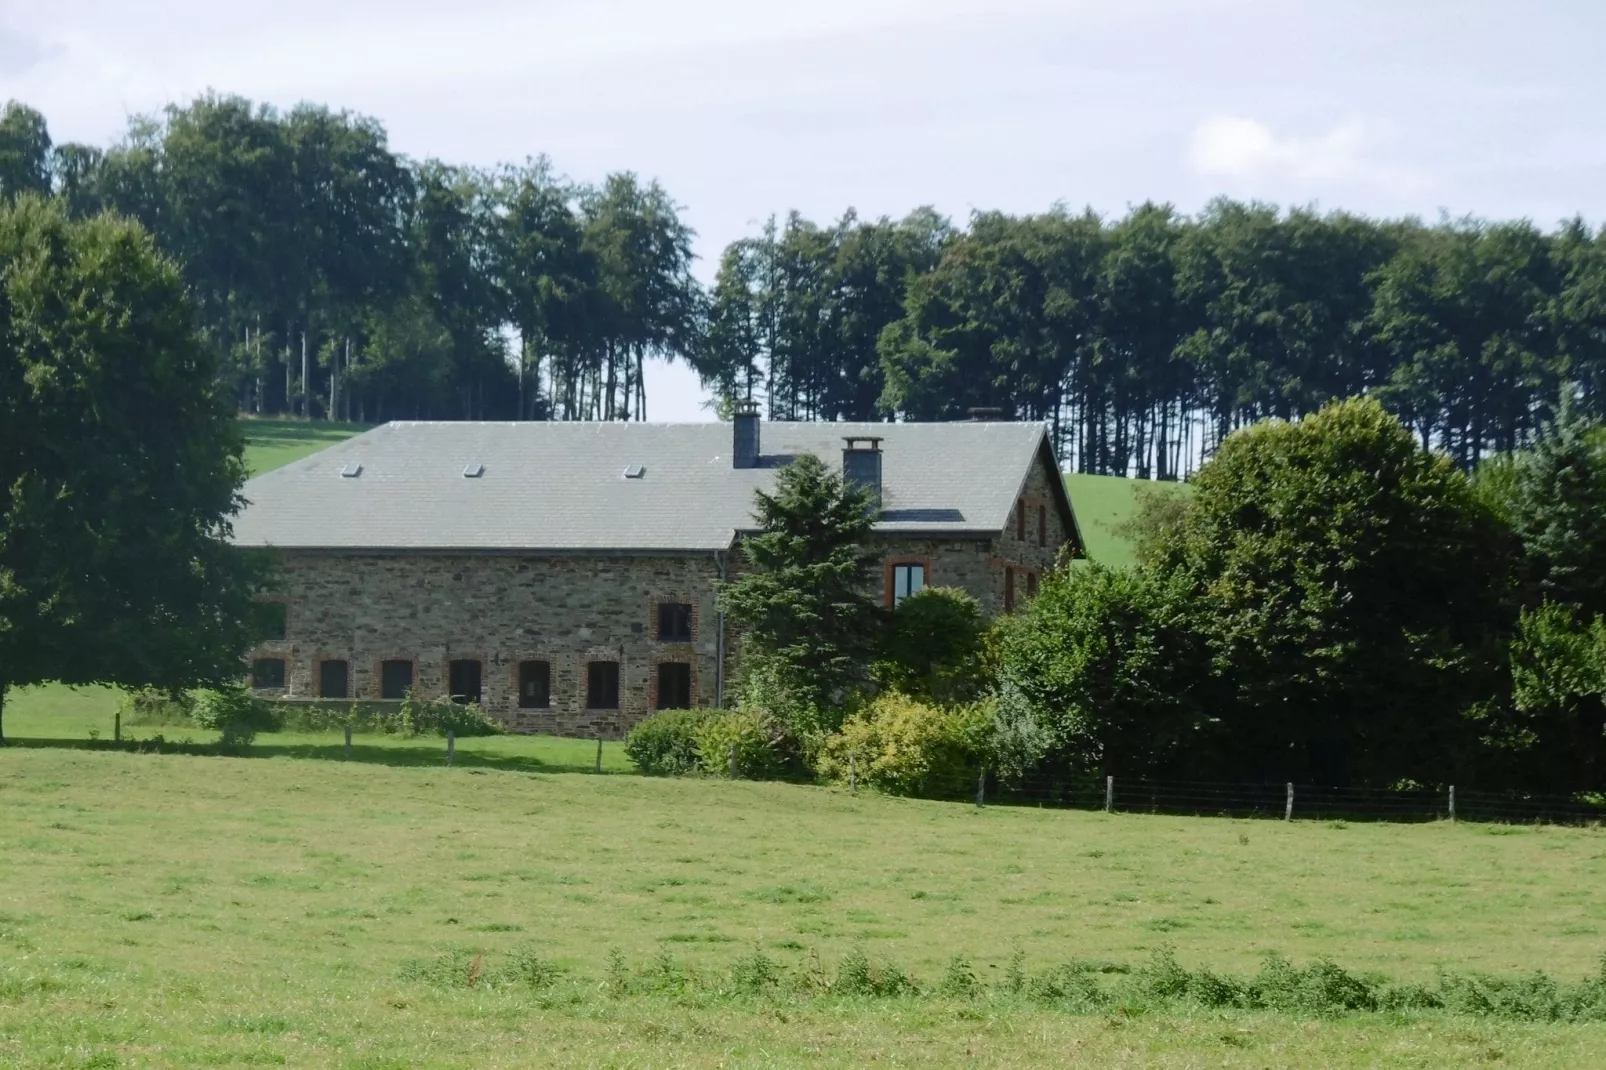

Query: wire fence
[838,765,1606,826]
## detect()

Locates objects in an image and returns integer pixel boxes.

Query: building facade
[236,416,1081,737]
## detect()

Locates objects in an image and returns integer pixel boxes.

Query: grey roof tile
[232,420,1055,552]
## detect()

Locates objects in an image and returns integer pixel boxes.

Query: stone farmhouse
[232,412,1083,737]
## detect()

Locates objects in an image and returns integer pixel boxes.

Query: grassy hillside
[1064,472,1193,569]
[241,417,370,475]
[2,743,1604,1066]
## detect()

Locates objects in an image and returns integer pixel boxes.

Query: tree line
[706,203,1606,474]
[6,95,1606,473]
[0,97,699,423]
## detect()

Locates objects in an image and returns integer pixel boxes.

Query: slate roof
[231,420,1075,553]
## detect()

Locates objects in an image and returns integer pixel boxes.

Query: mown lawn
[4,714,1606,1065]
[240,418,370,476]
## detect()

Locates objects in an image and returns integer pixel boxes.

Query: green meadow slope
[240,418,370,475]
[1063,472,1193,569]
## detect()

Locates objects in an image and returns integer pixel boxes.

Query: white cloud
[1189,115,1371,181]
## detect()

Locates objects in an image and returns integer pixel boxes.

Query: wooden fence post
[1285,782,1294,821]
[114,711,121,743]
[1105,775,1114,814]
[849,752,857,796]
[1449,784,1456,822]
[447,730,455,767]
[344,724,352,760]
[975,767,986,808]
[728,743,738,780]
[595,737,603,774]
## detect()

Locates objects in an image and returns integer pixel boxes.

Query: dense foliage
[872,586,990,705]
[709,203,1606,476]
[1145,398,1514,784]
[0,97,698,423]
[1000,564,1206,778]
[624,708,718,776]
[0,196,269,743]
[717,455,882,733]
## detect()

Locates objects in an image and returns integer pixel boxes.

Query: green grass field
[241,418,370,476]
[5,695,1606,1065]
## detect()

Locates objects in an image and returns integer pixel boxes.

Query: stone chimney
[732,400,760,469]
[842,436,884,511]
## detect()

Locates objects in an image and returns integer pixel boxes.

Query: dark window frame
[656,661,693,710]
[586,661,621,710]
[657,601,694,642]
[380,659,414,700]
[448,658,484,705]
[318,659,350,699]
[1038,503,1047,547]
[517,660,552,710]
[1026,571,1039,599]
[251,657,286,690]
[1016,501,1026,541]
[1004,566,1016,613]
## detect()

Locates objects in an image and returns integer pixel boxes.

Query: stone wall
[250,552,727,739]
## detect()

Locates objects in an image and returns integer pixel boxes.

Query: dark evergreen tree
[716,455,882,732]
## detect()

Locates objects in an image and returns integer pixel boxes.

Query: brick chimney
[732,400,760,469]
[842,436,884,511]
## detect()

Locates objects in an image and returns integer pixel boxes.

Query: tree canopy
[716,454,881,733]
[0,196,268,741]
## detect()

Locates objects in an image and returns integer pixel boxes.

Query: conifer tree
[717,455,881,732]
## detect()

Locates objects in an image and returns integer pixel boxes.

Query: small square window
[656,662,692,710]
[518,660,551,709]
[251,658,286,690]
[318,659,349,699]
[448,659,483,705]
[587,661,620,709]
[891,563,926,606]
[657,602,693,642]
[381,659,413,700]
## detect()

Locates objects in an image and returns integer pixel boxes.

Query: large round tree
[1147,397,1516,785]
[0,195,267,742]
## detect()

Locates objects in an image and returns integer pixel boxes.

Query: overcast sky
[4,0,1602,420]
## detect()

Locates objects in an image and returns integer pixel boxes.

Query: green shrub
[693,710,787,779]
[874,587,989,704]
[625,708,720,775]
[425,699,504,737]
[395,691,502,737]
[817,692,987,797]
[191,686,279,739]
